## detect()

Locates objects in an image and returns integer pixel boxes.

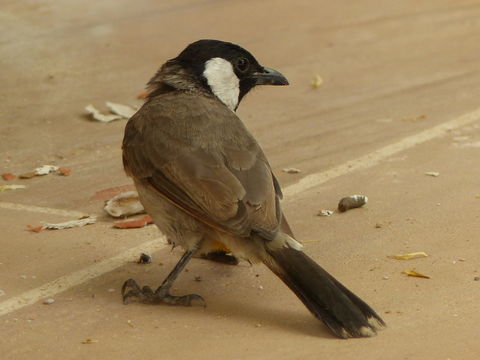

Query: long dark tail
[264,247,385,338]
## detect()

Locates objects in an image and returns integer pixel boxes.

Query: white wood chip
[41,216,97,230]
[85,104,122,123]
[104,191,144,217]
[0,184,26,192]
[34,165,59,175]
[317,209,334,216]
[106,102,137,119]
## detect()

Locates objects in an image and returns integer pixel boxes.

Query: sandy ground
[1,0,480,359]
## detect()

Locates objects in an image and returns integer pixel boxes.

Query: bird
[121,39,385,338]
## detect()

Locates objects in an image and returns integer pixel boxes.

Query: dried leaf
[402,114,426,122]
[0,184,26,192]
[402,269,430,279]
[81,338,98,344]
[311,74,323,88]
[114,216,153,229]
[388,252,428,260]
[1,173,16,180]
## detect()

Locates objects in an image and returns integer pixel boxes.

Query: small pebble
[382,276,390,280]
[258,285,264,290]
[138,253,152,264]
[20,275,27,280]
[474,276,480,281]
[43,298,55,305]
[255,323,262,328]
[317,209,334,217]
[107,288,115,293]
[194,276,202,282]
[338,195,368,212]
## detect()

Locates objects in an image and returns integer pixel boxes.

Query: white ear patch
[203,57,240,111]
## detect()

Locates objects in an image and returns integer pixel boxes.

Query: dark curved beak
[251,67,289,86]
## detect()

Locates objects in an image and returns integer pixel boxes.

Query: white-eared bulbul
[121,39,385,338]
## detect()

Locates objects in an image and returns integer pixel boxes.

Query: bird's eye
[236,57,249,72]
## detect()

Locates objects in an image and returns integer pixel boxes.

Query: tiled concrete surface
[1,1,480,359]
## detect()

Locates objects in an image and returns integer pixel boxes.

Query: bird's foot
[121,278,205,307]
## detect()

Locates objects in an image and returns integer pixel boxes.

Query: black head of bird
[146,39,289,111]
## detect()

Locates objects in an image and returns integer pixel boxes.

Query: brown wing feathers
[122,93,282,240]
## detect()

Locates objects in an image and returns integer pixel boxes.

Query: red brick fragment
[1,173,16,180]
[57,168,71,176]
[27,225,44,232]
[90,184,136,201]
[114,215,153,229]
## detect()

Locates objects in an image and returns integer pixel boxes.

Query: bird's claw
[121,278,205,307]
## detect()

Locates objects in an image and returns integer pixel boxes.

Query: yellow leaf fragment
[0,184,26,192]
[81,338,98,344]
[311,74,323,88]
[388,252,428,260]
[402,269,430,279]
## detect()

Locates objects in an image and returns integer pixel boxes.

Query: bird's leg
[122,248,205,307]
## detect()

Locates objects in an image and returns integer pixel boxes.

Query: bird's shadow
[116,254,335,339]
[206,297,334,339]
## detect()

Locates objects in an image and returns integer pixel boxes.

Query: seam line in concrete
[0,202,87,218]
[0,237,167,317]
[283,108,480,198]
